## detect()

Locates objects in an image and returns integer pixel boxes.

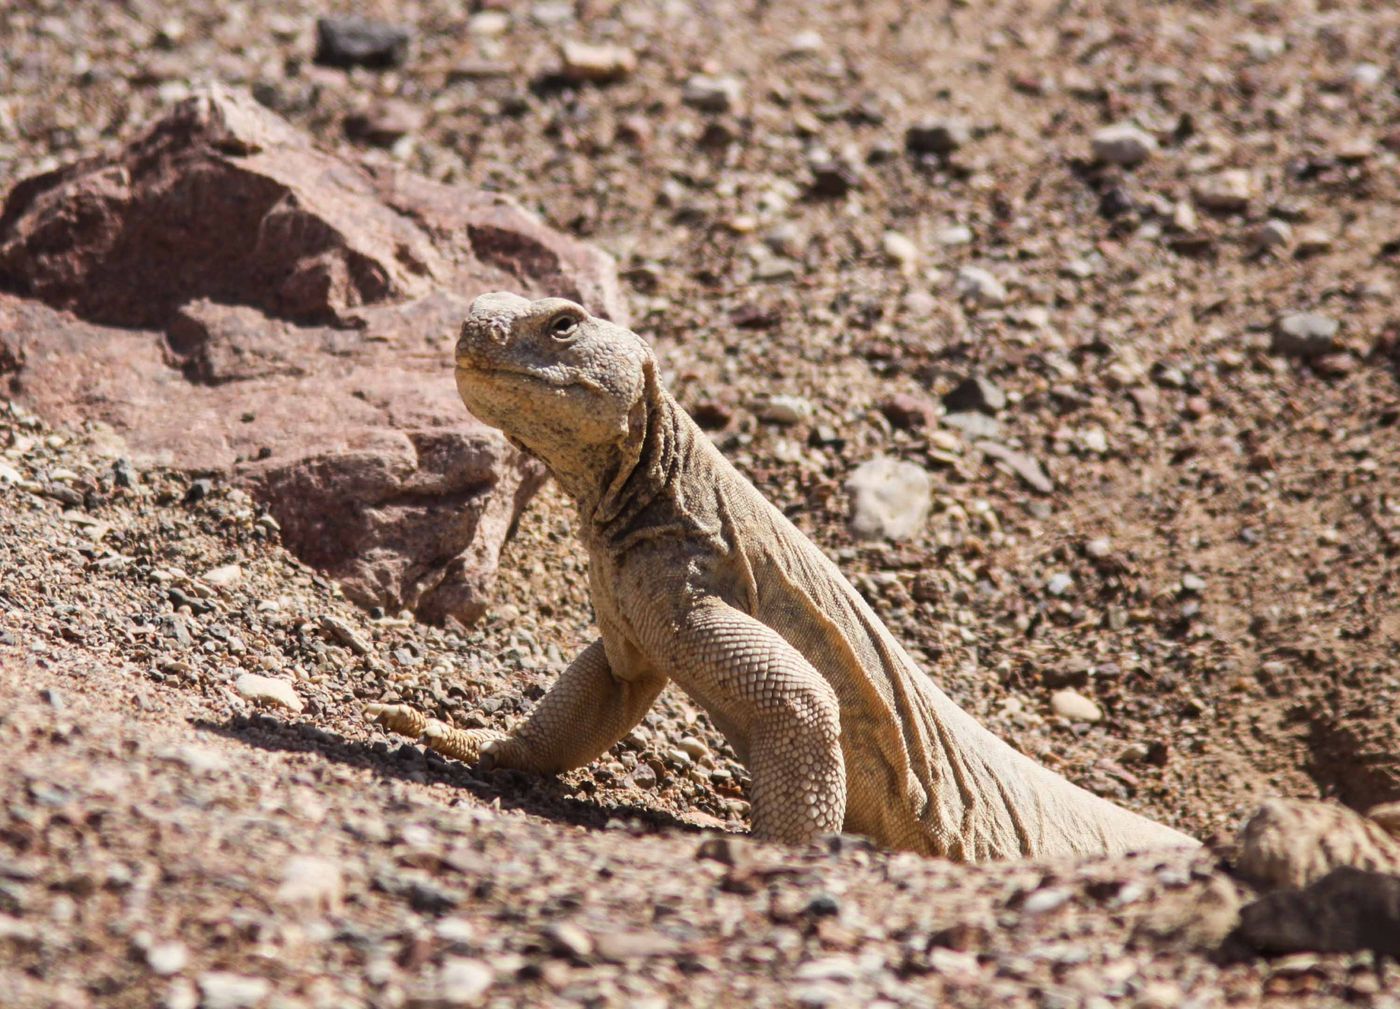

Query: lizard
[367,291,1199,861]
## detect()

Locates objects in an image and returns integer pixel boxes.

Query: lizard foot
[365,702,429,740]
[365,702,508,765]
[422,721,509,765]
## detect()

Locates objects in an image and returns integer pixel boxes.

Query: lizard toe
[365,702,429,739]
[422,721,489,764]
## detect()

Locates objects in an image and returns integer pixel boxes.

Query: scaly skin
[370,291,1200,860]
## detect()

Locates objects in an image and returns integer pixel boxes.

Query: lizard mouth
[454,360,604,395]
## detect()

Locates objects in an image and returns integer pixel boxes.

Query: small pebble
[846,457,933,541]
[197,972,271,1009]
[201,564,242,587]
[468,11,511,37]
[146,940,189,976]
[1051,689,1102,723]
[905,117,970,155]
[276,855,344,910]
[935,224,973,246]
[542,921,594,959]
[1247,219,1292,253]
[560,40,636,83]
[954,266,1007,306]
[234,674,304,714]
[683,74,742,113]
[1192,169,1254,212]
[1272,312,1338,358]
[757,395,812,425]
[320,614,371,656]
[881,231,919,272]
[1080,534,1114,559]
[436,958,494,1004]
[314,16,411,70]
[1091,124,1157,166]
[1022,887,1072,914]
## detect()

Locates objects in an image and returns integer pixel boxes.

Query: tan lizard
[368,292,1198,861]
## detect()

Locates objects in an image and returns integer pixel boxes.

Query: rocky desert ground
[1,0,1398,1006]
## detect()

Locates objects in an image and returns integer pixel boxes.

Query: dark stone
[112,458,137,489]
[1098,184,1136,219]
[184,478,213,504]
[879,393,938,431]
[1233,867,1400,956]
[690,401,734,431]
[807,160,861,198]
[905,118,970,155]
[943,375,1006,415]
[314,16,411,70]
[928,921,991,951]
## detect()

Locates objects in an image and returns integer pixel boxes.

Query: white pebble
[1051,689,1102,723]
[234,674,304,714]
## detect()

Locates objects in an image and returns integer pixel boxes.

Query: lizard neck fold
[584,385,722,554]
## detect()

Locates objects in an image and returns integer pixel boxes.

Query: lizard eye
[549,314,580,341]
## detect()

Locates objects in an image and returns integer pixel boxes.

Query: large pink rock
[0,87,628,624]
[0,85,626,328]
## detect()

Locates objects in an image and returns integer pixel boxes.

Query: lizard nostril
[465,291,532,346]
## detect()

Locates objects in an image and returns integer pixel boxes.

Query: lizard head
[455,292,659,494]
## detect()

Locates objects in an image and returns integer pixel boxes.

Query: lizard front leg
[367,639,666,773]
[654,600,847,845]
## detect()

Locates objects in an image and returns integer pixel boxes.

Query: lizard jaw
[454,361,604,395]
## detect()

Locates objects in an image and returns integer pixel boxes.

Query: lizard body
[371,292,1198,860]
